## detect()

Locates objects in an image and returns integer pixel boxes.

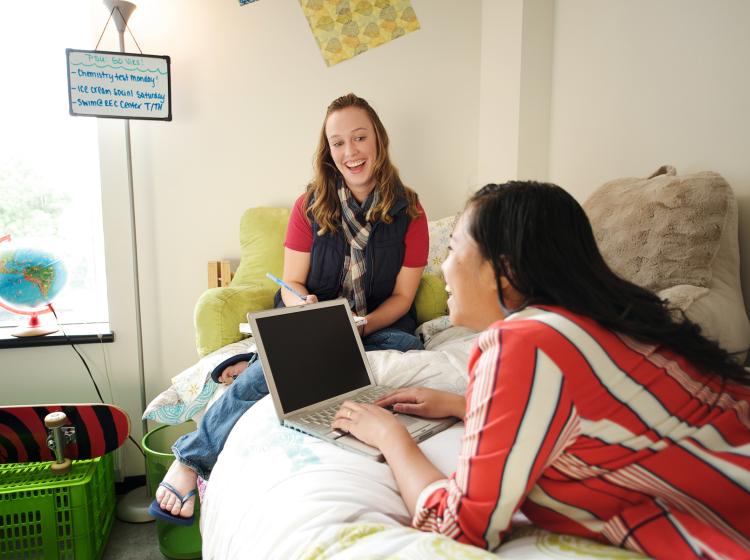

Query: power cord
[49,305,145,459]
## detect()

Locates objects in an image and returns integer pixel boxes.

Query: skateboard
[0,404,130,473]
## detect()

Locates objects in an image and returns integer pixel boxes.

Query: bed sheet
[200,326,646,559]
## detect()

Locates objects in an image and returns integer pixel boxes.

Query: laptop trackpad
[395,413,430,432]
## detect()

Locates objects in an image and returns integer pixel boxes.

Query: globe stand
[11,312,59,338]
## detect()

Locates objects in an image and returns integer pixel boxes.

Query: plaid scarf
[339,184,379,317]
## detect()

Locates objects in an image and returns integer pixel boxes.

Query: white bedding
[200,326,646,559]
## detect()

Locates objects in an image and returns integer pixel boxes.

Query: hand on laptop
[332,401,408,450]
[375,388,466,419]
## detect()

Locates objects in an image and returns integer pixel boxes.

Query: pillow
[423,214,457,279]
[584,165,728,293]
[143,338,257,425]
[414,274,448,325]
[416,315,454,346]
[142,383,217,425]
[413,214,457,324]
[584,165,750,358]
[231,207,290,287]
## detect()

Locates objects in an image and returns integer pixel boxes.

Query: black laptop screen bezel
[250,299,374,416]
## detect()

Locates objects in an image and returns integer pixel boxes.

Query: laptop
[248,298,457,460]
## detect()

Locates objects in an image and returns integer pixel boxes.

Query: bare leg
[155,459,197,518]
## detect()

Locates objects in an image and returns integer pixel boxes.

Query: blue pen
[266,272,307,302]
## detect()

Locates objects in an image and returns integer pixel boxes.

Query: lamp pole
[103,0,153,523]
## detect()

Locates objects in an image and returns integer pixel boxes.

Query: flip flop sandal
[148,481,197,526]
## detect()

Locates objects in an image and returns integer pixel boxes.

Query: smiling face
[325,106,378,201]
[441,210,505,331]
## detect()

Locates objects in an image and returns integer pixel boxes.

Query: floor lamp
[102,0,153,523]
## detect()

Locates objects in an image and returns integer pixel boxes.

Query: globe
[0,235,67,335]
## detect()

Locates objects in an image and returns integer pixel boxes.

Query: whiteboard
[66,49,171,121]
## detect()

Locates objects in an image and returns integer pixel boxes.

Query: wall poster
[299,0,420,66]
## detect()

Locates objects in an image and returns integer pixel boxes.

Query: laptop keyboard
[296,386,392,427]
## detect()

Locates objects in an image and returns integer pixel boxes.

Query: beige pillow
[584,166,750,359]
[584,165,728,293]
[424,214,458,279]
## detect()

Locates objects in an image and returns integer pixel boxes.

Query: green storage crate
[0,453,115,560]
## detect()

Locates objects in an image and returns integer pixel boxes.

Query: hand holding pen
[266,273,318,305]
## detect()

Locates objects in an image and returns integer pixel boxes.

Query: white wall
[477,0,554,184]
[546,0,750,315]
[1,0,482,477]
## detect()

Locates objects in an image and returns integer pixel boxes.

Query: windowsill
[0,323,114,349]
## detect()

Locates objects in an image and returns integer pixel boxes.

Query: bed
[148,319,645,559]
[144,166,749,558]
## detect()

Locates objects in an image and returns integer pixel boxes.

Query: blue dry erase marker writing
[266,272,307,301]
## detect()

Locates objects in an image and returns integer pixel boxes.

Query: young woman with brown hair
[151,93,429,524]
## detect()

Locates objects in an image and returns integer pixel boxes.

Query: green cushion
[415,274,448,325]
[231,207,291,287]
[194,284,276,356]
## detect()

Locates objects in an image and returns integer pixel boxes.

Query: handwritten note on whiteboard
[66,49,171,121]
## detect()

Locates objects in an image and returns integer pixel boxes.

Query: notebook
[240,313,366,335]
[248,298,458,460]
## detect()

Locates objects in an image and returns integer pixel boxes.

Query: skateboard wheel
[50,457,72,474]
[45,411,68,429]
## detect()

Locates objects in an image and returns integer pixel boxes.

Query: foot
[154,460,197,518]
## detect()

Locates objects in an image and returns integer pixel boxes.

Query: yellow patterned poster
[299,0,420,66]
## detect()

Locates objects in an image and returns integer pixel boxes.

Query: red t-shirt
[284,194,429,268]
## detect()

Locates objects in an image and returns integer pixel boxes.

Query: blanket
[199,325,645,559]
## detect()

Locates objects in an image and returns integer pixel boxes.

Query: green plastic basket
[0,454,115,560]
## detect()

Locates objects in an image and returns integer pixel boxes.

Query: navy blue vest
[274,196,418,333]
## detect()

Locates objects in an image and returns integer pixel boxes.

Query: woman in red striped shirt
[333,181,750,559]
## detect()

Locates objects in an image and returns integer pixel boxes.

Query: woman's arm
[376,387,466,419]
[331,402,445,516]
[281,248,317,307]
[381,430,445,516]
[362,265,423,334]
[280,196,318,306]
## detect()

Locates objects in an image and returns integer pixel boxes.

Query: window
[0,3,109,328]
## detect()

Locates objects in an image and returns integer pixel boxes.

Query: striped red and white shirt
[413,306,750,559]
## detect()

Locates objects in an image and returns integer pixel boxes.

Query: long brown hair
[305,93,420,234]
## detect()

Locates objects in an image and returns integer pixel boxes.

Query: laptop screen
[254,303,371,413]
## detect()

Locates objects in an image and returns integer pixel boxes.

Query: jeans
[361,327,423,352]
[172,327,422,479]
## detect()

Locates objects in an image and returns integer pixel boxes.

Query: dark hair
[467,181,750,385]
[306,93,419,234]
